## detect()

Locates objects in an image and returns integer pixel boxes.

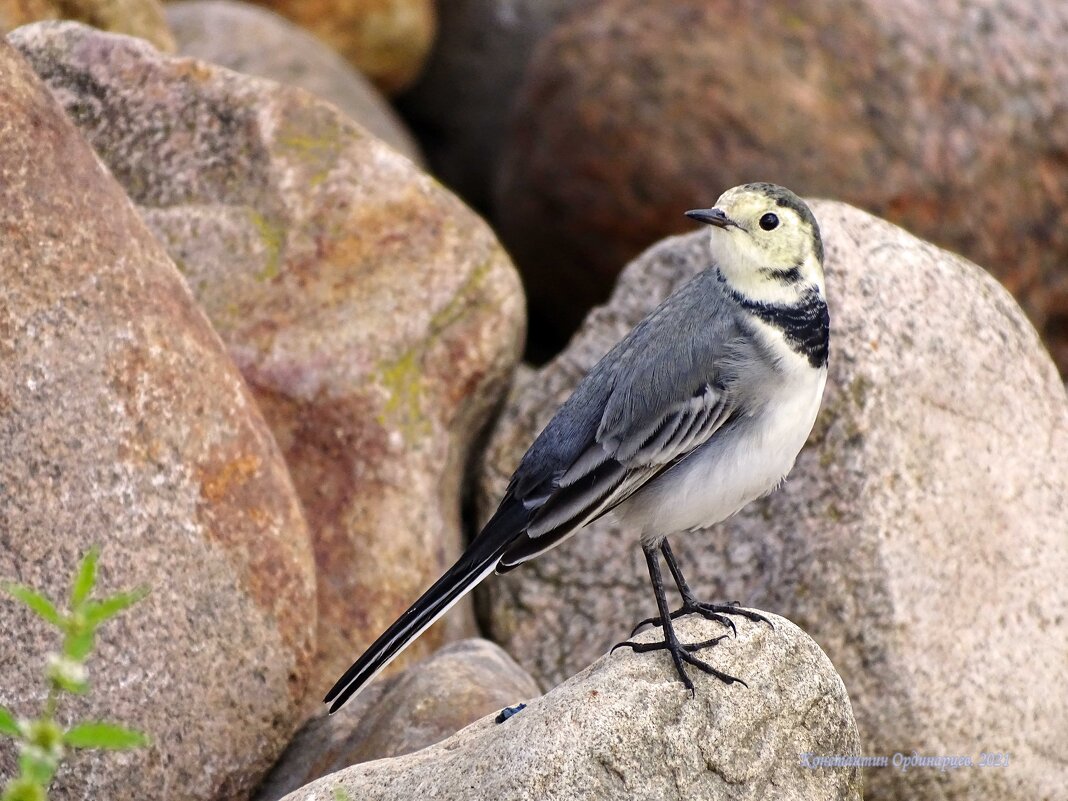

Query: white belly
[617,365,827,540]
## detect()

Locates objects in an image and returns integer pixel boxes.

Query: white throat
[709,230,824,306]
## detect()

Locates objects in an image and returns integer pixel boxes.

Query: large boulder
[496,0,1068,372]
[396,0,577,212]
[0,0,174,50]
[244,0,435,94]
[11,22,525,697]
[479,201,1068,801]
[166,0,423,164]
[279,615,862,801]
[0,38,315,801]
[257,639,541,800]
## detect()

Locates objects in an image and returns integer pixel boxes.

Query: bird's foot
[612,633,742,694]
[629,599,773,638]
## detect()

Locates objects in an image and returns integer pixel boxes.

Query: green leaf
[70,546,100,609]
[64,722,147,750]
[18,750,56,786]
[63,627,96,661]
[1,584,62,628]
[84,587,149,626]
[0,706,20,736]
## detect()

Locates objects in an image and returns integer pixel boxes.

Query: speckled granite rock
[0,38,315,801]
[478,200,1068,801]
[245,0,435,94]
[397,0,577,212]
[497,0,1068,372]
[0,0,174,49]
[166,0,423,164]
[257,639,541,800]
[11,21,525,697]
[279,616,862,801]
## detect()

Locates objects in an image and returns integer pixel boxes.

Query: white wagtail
[325,182,828,711]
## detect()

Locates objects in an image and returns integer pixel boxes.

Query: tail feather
[323,498,529,713]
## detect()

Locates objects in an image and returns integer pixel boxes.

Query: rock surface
[279,616,862,801]
[479,200,1068,801]
[246,0,435,94]
[12,21,526,696]
[166,0,423,164]
[496,0,1068,372]
[396,0,576,212]
[257,639,541,800]
[0,37,315,801]
[0,0,174,50]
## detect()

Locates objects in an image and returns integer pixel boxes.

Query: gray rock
[279,615,862,801]
[0,37,316,801]
[258,639,541,800]
[396,0,577,211]
[10,21,526,697]
[166,0,424,164]
[478,200,1068,801]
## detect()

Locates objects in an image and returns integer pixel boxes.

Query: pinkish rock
[0,0,174,50]
[0,37,315,801]
[11,21,525,697]
[166,0,424,164]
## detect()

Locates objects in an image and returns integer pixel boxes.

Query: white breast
[617,351,827,541]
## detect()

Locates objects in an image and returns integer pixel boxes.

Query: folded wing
[498,381,736,569]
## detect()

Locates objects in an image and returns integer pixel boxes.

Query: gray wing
[497,269,756,570]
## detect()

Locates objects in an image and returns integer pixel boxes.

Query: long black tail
[324,499,529,713]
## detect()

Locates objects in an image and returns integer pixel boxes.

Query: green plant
[0,547,150,801]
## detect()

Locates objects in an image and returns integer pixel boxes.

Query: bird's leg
[613,542,742,694]
[628,539,774,637]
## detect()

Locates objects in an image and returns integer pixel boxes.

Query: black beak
[685,208,734,228]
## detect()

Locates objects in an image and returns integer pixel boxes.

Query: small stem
[44,683,59,720]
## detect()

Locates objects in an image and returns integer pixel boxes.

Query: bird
[325,182,828,712]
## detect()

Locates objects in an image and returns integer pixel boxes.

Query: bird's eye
[759,213,779,231]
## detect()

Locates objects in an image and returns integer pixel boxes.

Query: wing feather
[526,461,627,537]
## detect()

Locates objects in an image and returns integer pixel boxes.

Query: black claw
[707,611,737,638]
[628,615,659,637]
[706,603,774,630]
[629,607,688,637]
[613,634,727,656]
[689,601,772,631]
[629,600,762,637]
[683,635,730,652]
[615,635,743,689]
[679,648,748,688]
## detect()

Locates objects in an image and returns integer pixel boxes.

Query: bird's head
[686,183,824,305]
